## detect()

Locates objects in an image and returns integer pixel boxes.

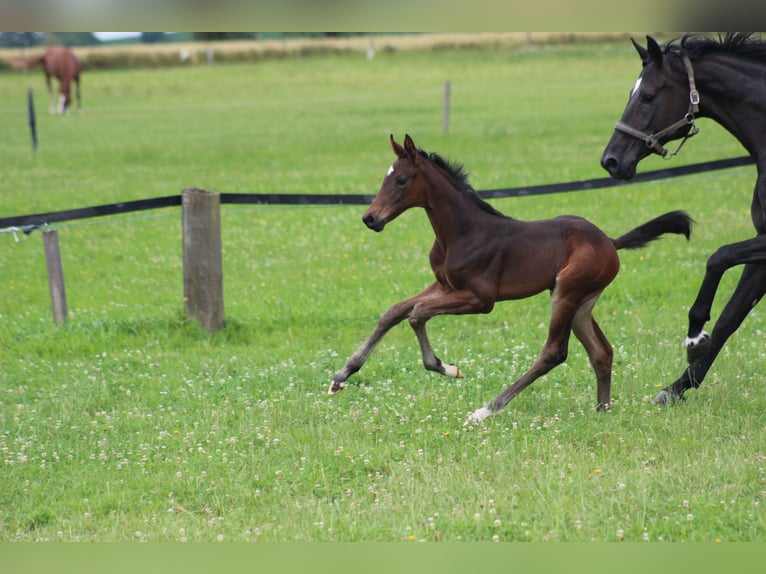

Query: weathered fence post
[42,228,67,324]
[182,187,224,331]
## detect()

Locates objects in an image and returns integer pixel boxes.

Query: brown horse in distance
[330,135,693,422]
[27,46,82,115]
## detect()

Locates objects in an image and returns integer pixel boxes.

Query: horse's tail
[612,210,693,250]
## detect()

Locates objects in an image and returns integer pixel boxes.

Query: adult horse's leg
[58,82,69,115]
[685,236,766,361]
[44,72,55,114]
[74,76,81,112]
[655,262,766,404]
[570,295,614,411]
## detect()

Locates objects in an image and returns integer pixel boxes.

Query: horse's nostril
[362,213,375,225]
[602,156,618,169]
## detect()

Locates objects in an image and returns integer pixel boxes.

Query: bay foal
[332,135,692,421]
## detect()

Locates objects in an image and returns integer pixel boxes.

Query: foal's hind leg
[467,294,577,422]
[571,295,613,411]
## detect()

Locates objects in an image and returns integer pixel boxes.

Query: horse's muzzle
[600,152,636,181]
[362,212,386,232]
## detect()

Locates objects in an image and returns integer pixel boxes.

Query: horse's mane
[416,148,509,219]
[668,32,766,61]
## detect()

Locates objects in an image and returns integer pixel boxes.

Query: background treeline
[0,32,631,72]
[0,32,362,48]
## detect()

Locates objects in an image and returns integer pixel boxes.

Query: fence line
[0,155,754,232]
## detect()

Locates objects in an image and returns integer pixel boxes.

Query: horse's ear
[404,134,417,159]
[646,35,663,68]
[631,37,650,65]
[390,134,406,158]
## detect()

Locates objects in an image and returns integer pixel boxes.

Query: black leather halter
[614,53,700,158]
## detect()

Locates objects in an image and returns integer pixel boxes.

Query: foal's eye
[396,176,409,187]
[640,91,656,103]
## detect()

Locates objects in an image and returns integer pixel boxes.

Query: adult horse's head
[601,36,700,180]
[363,134,427,232]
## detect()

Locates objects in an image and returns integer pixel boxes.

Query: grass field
[0,36,764,542]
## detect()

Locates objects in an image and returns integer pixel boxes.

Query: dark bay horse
[33,46,82,115]
[331,134,692,422]
[601,33,766,405]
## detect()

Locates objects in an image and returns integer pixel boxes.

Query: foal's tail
[612,210,693,250]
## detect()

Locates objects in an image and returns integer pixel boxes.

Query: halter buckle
[690,89,700,106]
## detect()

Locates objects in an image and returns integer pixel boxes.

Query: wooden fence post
[443,80,451,135]
[42,229,67,324]
[182,187,224,331]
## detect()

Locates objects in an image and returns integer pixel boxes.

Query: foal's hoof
[464,405,493,425]
[685,331,711,364]
[444,363,463,378]
[327,380,346,395]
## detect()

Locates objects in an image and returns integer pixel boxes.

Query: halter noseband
[613,53,700,158]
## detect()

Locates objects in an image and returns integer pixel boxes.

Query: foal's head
[362,134,431,232]
[601,36,698,180]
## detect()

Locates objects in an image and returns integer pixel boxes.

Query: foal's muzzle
[362,212,386,232]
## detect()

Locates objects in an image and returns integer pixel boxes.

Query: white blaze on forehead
[631,76,642,97]
[387,164,395,177]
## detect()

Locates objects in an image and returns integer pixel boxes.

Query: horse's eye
[640,92,656,103]
[396,176,409,187]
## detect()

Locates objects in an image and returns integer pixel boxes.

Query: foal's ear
[403,134,417,159]
[390,134,406,158]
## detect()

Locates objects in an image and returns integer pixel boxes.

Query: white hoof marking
[328,381,346,395]
[465,406,493,424]
[443,364,461,378]
[685,331,709,348]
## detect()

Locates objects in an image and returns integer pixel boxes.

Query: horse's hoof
[652,390,671,406]
[444,363,463,378]
[652,389,685,406]
[328,380,346,395]
[464,405,493,425]
[685,331,711,364]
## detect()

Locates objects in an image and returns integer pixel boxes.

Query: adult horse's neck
[691,52,766,164]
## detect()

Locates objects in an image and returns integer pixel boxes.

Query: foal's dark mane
[415,147,510,219]
[666,32,766,61]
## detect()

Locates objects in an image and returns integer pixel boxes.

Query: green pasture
[0,39,763,542]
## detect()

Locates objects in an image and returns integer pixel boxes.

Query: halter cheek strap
[614,54,700,158]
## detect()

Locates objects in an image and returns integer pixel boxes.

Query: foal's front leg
[329,284,489,394]
[408,287,493,378]
[329,283,443,394]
